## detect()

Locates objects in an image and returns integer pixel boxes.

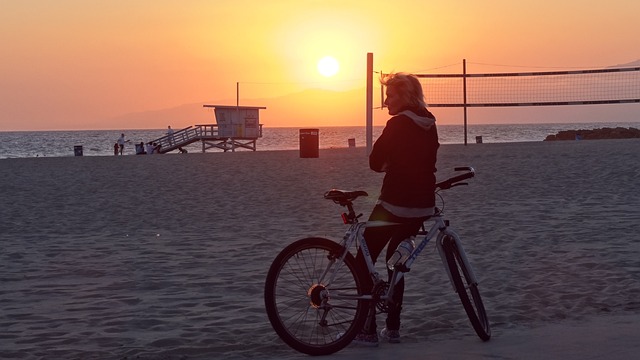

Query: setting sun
[317,56,340,77]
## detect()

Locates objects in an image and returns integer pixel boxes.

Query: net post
[366,53,374,155]
[463,59,468,146]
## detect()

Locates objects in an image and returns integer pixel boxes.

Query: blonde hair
[381,72,427,108]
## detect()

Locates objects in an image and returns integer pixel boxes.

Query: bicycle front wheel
[443,235,491,341]
[264,237,368,356]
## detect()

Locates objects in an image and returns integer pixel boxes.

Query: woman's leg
[356,204,398,288]
[384,221,423,331]
[355,205,397,335]
[356,205,425,334]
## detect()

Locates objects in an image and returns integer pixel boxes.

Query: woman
[354,72,439,346]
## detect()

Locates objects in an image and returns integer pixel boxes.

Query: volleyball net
[415,66,640,107]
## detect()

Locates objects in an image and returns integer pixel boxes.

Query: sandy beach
[1,139,640,359]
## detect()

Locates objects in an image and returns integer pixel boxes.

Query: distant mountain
[105,102,219,130]
[608,59,640,68]
[104,87,368,130]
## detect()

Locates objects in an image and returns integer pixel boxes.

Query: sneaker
[350,332,379,347]
[380,327,401,343]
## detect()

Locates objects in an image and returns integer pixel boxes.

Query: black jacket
[369,108,439,209]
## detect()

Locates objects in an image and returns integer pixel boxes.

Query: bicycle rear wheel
[264,237,368,355]
[443,236,491,341]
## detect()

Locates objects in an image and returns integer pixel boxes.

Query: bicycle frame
[410,215,480,288]
[332,213,480,303]
[321,222,377,302]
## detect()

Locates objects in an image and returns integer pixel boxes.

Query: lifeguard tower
[145,105,266,153]
[200,105,266,152]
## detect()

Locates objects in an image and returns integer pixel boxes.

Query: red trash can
[299,129,319,158]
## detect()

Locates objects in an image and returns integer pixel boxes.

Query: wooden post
[463,59,468,146]
[366,53,373,155]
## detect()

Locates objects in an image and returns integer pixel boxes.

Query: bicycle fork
[436,230,480,292]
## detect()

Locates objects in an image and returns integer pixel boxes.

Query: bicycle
[264,166,491,355]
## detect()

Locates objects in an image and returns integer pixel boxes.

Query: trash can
[475,136,483,144]
[348,138,356,148]
[299,129,319,158]
[74,145,83,156]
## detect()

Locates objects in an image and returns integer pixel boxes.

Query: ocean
[0,122,638,159]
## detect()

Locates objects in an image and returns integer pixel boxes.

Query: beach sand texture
[1,139,640,359]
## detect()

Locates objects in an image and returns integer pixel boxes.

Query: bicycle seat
[323,189,368,205]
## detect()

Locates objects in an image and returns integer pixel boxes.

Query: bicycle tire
[264,237,369,355]
[443,236,491,341]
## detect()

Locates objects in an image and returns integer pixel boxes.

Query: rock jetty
[544,127,640,141]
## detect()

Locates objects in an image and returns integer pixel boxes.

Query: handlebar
[435,166,475,190]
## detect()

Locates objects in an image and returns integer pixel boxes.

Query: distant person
[167,126,175,145]
[178,147,188,154]
[352,72,439,346]
[135,141,146,155]
[146,142,155,155]
[153,142,162,154]
[113,142,119,156]
[117,133,129,155]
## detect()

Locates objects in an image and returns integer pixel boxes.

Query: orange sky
[1,0,639,131]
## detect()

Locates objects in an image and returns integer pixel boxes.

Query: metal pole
[463,59,468,145]
[380,73,385,109]
[236,82,240,140]
[366,53,373,155]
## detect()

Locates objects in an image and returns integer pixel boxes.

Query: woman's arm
[369,118,397,172]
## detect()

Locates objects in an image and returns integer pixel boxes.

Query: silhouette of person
[354,73,439,345]
[117,133,128,155]
[167,126,175,145]
[146,142,155,155]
